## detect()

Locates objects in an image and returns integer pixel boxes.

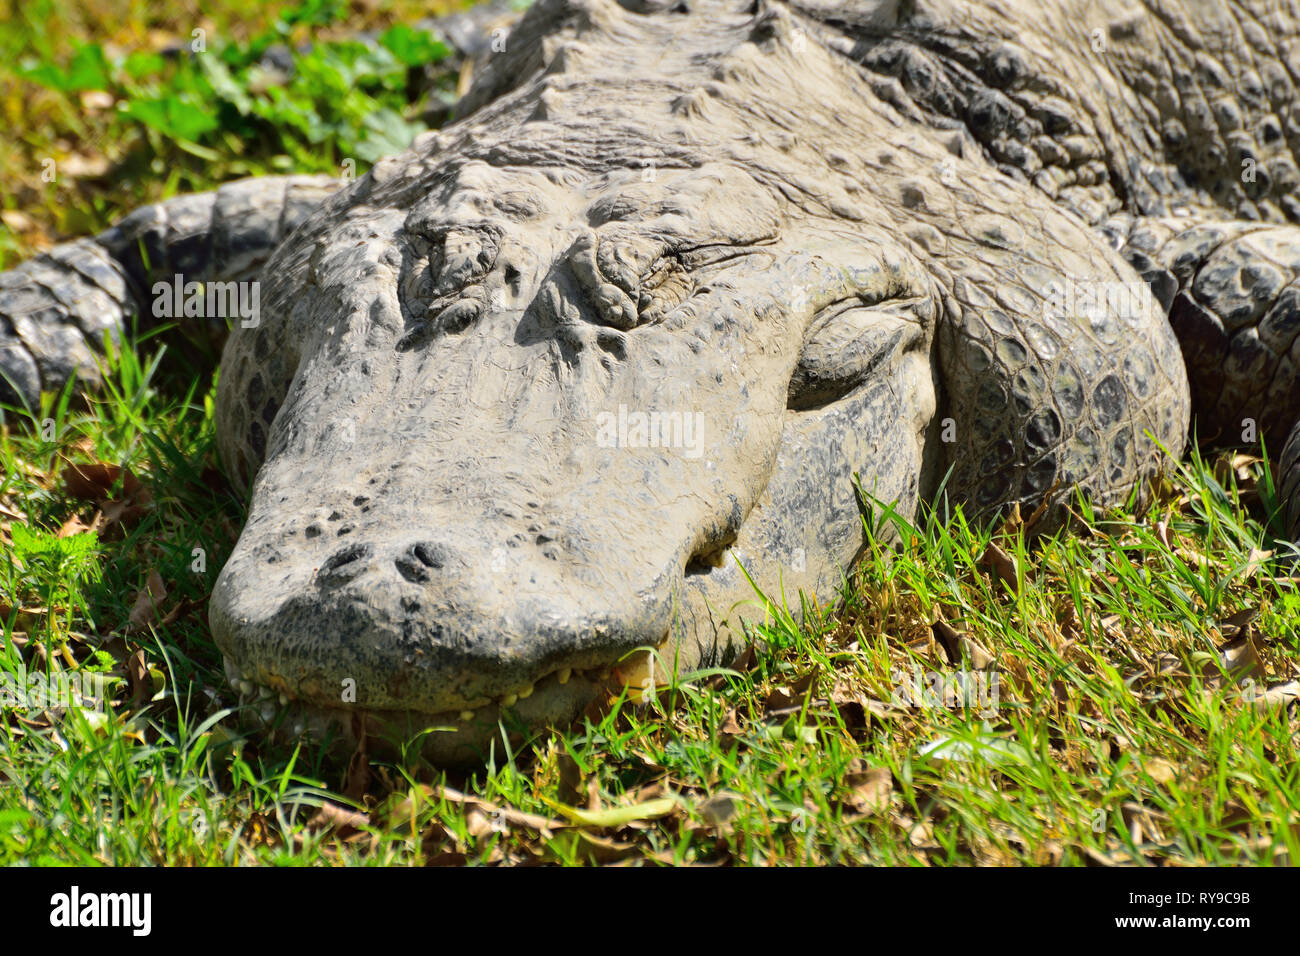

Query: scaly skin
[4,0,1298,762]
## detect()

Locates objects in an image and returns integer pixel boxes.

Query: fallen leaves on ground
[62,460,153,535]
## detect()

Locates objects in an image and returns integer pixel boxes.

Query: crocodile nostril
[412,542,447,568]
[317,543,371,584]
[395,541,450,583]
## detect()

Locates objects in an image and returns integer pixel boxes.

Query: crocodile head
[209,147,939,757]
[207,0,1185,760]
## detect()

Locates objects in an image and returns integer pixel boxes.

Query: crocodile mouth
[221,638,671,762]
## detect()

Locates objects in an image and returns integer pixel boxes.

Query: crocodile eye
[787,303,920,411]
[631,251,692,325]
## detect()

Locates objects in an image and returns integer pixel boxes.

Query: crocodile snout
[211,487,689,718]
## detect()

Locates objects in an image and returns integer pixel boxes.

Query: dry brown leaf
[1173,547,1215,570]
[127,570,167,631]
[931,618,962,663]
[1245,680,1300,711]
[432,785,565,835]
[465,807,498,838]
[1051,678,1072,705]
[705,644,759,691]
[98,495,152,530]
[59,153,111,180]
[981,541,1021,593]
[1218,634,1264,682]
[1142,757,1178,786]
[1213,453,1259,486]
[764,686,797,710]
[697,791,742,828]
[126,648,150,706]
[907,818,938,849]
[154,597,200,629]
[62,462,152,532]
[0,602,44,631]
[307,801,371,835]
[999,501,1024,535]
[718,709,744,739]
[905,628,937,660]
[827,690,871,731]
[63,461,130,500]
[843,766,892,815]
[1083,845,1125,867]
[730,644,759,673]
[1151,653,1185,677]
[1021,494,1051,532]
[1242,548,1274,581]
[556,749,585,807]
[1220,607,1259,635]
[0,210,35,232]
[244,810,280,849]
[79,91,115,111]
[932,618,995,668]
[56,513,98,538]
[763,670,818,711]
[425,850,468,866]
[1120,802,1168,844]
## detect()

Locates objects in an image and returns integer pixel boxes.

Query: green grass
[1,334,1296,865]
[1,0,1297,866]
[0,0,471,268]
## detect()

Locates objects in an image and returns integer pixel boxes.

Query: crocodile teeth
[557,668,571,685]
[516,683,534,700]
[237,679,255,697]
[258,701,275,724]
[279,693,289,706]
[501,693,518,708]
[460,710,476,722]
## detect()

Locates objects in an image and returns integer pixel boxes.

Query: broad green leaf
[24,43,113,91]
[120,95,220,142]
[378,25,450,67]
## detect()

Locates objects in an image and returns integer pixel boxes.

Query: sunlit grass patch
[0,0,474,266]
[1,332,1296,864]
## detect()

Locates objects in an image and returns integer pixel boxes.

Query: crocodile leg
[1107,214,1300,535]
[933,211,1190,532]
[0,175,339,411]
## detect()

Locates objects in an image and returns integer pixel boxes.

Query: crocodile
[5,0,1300,761]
